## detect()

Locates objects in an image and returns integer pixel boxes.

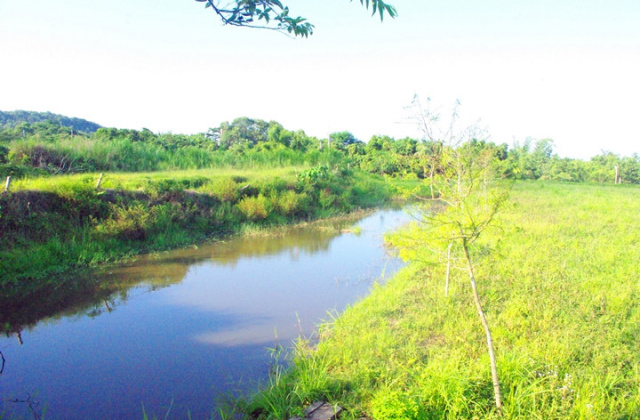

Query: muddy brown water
[0,208,410,419]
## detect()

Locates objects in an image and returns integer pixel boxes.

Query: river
[0,208,409,419]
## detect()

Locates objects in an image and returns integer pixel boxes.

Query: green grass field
[238,181,640,419]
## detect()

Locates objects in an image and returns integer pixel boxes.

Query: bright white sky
[0,0,638,159]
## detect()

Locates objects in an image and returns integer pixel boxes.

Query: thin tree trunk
[462,240,502,413]
[445,241,452,297]
[429,165,436,199]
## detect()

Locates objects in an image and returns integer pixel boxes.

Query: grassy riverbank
[0,166,397,294]
[237,181,640,419]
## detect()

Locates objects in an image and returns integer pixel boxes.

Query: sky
[0,0,638,160]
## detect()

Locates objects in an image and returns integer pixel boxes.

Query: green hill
[0,110,102,133]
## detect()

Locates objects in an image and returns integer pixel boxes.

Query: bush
[237,194,271,220]
[297,165,331,185]
[96,203,149,241]
[272,190,308,216]
[0,163,47,178]
[318,188,336,209]
[206,177,240,202]
[257,177,288,197]
[0,144,9,164]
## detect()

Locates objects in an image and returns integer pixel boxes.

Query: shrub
[0,144,9,164]
[297,165,331,185]
[207,177,240,202]
[96,203,150,241]
[237,194,271,220]
[318,188,336,209]
[257,177,288,197]
[272,190,308,216]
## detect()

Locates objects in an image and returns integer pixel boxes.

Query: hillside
[0,110,102,133]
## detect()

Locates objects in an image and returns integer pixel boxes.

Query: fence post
[4,176,10,192]
[96,173,104,189]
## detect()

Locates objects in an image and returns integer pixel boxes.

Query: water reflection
[0,213,366,338]
[0,208,409,420]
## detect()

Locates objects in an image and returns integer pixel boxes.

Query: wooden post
[4,176,11,192]
[614,164,620,184]
[96,173,104,189]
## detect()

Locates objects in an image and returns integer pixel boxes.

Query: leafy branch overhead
[195,0,397,37]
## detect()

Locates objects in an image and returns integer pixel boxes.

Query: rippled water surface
[0,208,409,419]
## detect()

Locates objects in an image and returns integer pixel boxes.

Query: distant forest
[0,111,638,184]
[0,110,102,134]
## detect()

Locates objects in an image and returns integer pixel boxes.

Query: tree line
[0,115,637,184]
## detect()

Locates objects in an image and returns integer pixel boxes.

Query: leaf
[201,0,389,37]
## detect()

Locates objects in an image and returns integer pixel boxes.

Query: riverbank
[237,181,640,419]
[0,167,411,296]
[1,206,412,420]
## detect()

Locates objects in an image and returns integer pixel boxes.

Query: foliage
[0,144,9,163]
[406,99,510,411]
[96,203,150,241]
[237,194,271,220]
[329,131,362,150]
[1,111,639,184]
[204,176,241,202]
[195,0,397,37]
[370,387,422,419]
[271,189,308,216]
[0,110,101,133]
[296,165,331,185]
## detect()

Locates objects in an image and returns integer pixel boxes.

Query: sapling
[408,98,511,413]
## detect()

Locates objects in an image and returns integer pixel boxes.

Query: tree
[212,117,269,150]
[400,99,510,414]
[267,121,293,147]
[195,0,397,37]
[289,129,312,151]
[0,144,9,164]
[329,131,361,150]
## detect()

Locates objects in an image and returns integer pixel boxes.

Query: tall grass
[7,167,303,192]
[3,136,347,175]
[239,181,640,419]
